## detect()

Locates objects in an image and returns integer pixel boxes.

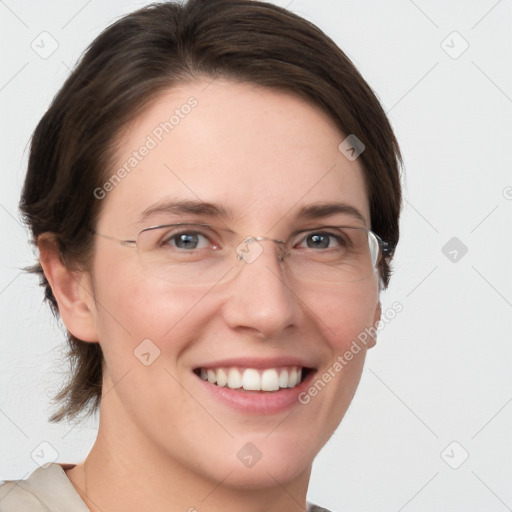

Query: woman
[0,0,402,510]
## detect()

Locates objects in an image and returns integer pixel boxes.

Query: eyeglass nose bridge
[236,235,287,264]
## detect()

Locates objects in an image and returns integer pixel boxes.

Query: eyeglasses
[91,223,394,286]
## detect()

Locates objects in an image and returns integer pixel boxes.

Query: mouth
[193,365,314,392]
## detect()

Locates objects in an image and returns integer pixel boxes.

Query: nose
[220,238,301,339]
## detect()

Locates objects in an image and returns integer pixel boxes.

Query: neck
[67,389,312,512]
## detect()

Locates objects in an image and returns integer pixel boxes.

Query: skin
[39,79,381,512]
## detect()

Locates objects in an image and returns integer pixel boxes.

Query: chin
[197,432,321,490]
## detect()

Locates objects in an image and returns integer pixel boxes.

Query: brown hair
[20,0,402,423]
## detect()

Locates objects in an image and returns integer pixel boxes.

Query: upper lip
[193,356,317,371]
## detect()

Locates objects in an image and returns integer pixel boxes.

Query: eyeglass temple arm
[90,228,396,256]
[380,239,396,258]
[89,229,136,247]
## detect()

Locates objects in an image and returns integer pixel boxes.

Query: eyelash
[162,230,214,249]
[160,228,348,251]
[297,231,348,249]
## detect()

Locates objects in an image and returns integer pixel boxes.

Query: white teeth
[197,366,305,391]
[228,368,243,389]
[287,367,296,387]
[242,368,261,390]
[278,369,289,388]
[288,367,301,388]
[216,368,228,387]
[261,369,279,391]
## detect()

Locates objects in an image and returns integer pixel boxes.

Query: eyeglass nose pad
[236,236,264,264]
[235,236,286,264]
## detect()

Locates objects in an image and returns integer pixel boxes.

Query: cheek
[91,256,216,372]
[293,282,379,448]
[304,279,380,351]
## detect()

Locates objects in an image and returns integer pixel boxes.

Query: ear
[38,234,98,342]
[367,301,381,349]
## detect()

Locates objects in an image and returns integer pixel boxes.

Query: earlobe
[38,233,98,342]
[367,301,381,349]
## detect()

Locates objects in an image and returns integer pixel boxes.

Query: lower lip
[194,370,316,414]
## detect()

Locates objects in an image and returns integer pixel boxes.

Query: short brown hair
[20,0,402,424]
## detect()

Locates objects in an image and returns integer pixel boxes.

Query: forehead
[98,79,370,232]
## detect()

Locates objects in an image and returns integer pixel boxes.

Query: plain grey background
[1,1,511,511]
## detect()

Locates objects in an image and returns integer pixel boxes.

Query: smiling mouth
[193,366,313,392]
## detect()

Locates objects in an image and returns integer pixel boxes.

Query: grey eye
[300,232,344,249]
[164,231,209,250]
[306,233,329,248]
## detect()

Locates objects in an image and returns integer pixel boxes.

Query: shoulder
[307,502,333,512]
[0,466,332,512]
[0,462,88,512]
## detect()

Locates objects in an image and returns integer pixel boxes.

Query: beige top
[0,463,89,511]
[0,462,331,511]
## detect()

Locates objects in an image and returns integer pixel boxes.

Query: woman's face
[86,79,381,488]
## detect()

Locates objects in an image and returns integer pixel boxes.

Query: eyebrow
[295,202,367,226]
[137,199,367,226]
[138,199,234,223]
